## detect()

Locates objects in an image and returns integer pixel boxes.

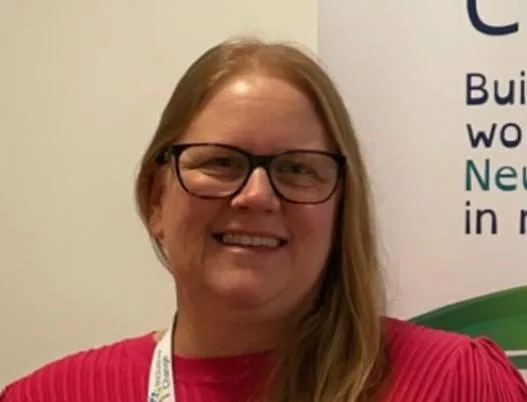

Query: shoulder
[0,333,155,402]
[383,317,527,401]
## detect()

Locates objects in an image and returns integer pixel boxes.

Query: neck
[172,302,285,358]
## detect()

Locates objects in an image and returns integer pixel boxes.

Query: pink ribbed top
[1,318,526,401]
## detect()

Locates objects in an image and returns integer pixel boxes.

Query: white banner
[319,1,527,376]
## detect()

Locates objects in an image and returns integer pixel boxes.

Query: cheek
[160,186,221,271]
[288,203,337,272]
[292,204,336,245]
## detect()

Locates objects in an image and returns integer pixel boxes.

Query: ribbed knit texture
[1,318,526,401]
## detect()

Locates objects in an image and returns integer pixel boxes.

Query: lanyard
[147,314,177,402]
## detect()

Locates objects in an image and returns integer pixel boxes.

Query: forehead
[181,74,330,152]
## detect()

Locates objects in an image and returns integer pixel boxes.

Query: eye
[204,156,237,167]
[278,162,315,175]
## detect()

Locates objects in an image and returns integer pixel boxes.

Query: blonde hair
[134,37,388,402]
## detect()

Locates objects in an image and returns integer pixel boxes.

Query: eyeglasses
[155,143,346,204]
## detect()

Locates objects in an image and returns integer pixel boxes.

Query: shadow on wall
[410,286,527,371]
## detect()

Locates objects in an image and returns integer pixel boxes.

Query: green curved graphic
[410,286,527,370]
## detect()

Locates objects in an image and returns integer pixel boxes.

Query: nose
[230,167,280,212]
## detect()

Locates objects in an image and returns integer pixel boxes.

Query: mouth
[212,233,288,249]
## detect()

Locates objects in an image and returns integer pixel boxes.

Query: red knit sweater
[1,318,526,401]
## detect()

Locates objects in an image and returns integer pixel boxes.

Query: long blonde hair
[134,37,388,402]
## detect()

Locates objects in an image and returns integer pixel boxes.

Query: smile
[212,233,288,248]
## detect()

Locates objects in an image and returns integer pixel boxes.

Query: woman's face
[149,74,341,321]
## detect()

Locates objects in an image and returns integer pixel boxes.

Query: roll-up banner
[319,1,527,377]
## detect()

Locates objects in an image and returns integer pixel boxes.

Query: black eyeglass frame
[155,142,347,204]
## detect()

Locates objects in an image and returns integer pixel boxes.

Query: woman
[2,38,526,402]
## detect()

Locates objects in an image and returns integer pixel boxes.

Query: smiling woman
[2,37,526,402]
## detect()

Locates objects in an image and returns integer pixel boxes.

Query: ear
[149,204,164,240]
[147,170,166,241]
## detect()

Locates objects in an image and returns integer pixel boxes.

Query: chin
[208,272,285,311]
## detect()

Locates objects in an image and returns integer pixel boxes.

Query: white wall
[0,1,317,387]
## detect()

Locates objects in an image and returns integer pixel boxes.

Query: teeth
[221,234,281,248]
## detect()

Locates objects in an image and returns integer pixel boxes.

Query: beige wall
[0,1,317,387]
